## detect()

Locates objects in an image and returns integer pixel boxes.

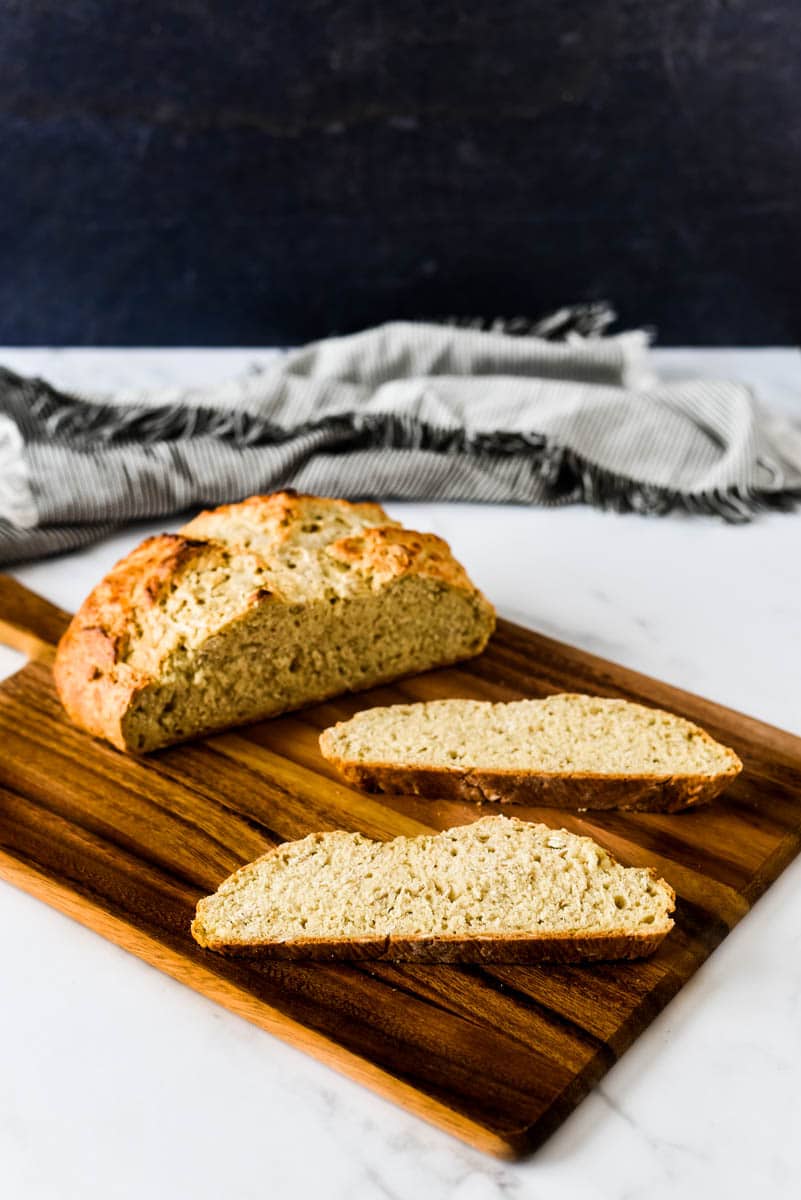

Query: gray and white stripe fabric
[1,321,800,565]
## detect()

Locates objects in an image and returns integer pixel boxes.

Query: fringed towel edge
[3,380,798,530]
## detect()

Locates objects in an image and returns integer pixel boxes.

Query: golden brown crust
[322,758,742,813]
[53,491,494,751]
[326,525,480,592]
[190,924,673,963]
[192,488,392,524]
[53,534,220,751]
[182,489,398,548]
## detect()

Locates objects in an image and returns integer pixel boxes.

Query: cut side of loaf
[191,815,676,962]
[319,694,742,812]
[53,492,495,753]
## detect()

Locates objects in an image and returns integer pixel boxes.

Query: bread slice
[54,491,495,753]
[319,694,742,812]
[191,815,675,962]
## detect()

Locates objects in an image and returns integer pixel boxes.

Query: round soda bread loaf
[319,694,743,812]
[54,491,495,752]
[191,815,676,963]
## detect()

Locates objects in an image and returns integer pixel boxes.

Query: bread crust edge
[320,751,743,813]
[190,921,674,962]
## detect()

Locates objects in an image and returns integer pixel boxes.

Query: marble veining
[1,349,800,1199]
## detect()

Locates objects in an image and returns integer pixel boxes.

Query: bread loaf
[191,815,676,962]
[319,694,742,812]
[54,492,495,752]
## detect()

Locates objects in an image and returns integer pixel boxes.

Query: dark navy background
[2,2,800,345]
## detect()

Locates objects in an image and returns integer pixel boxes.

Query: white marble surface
[2,348,800,1200]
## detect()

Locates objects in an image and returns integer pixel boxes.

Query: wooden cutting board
[2,573,801,1159]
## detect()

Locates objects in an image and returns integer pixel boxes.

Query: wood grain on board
[1,572,800,1157]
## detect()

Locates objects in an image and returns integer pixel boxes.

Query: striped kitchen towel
[1,318,800,565]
